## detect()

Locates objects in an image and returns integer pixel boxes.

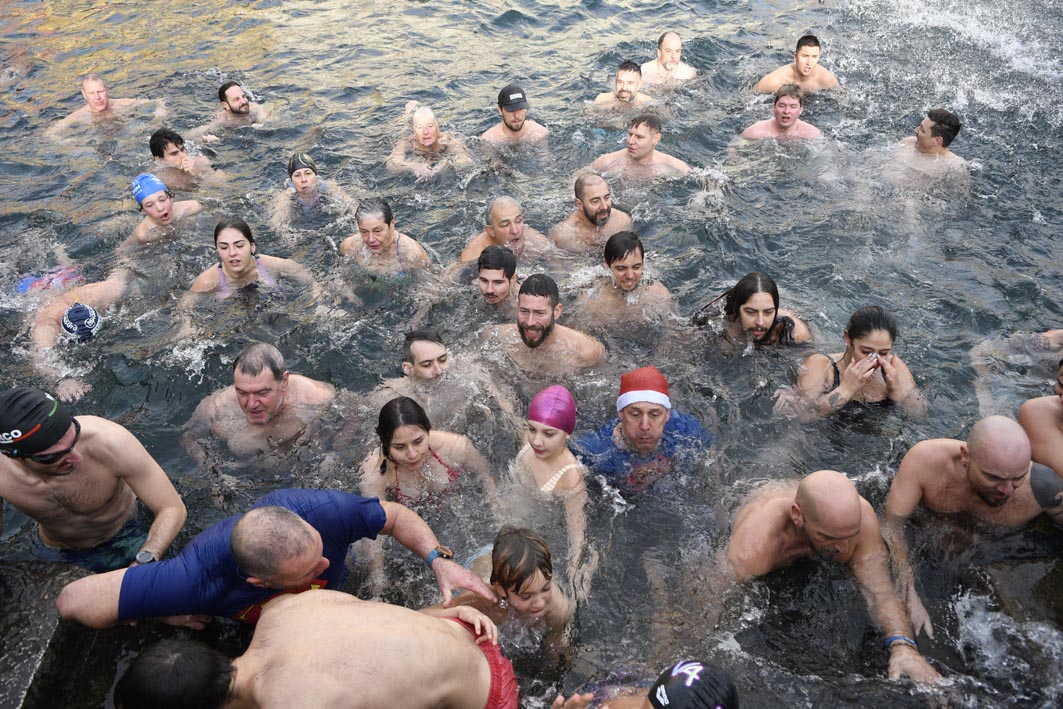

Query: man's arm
[1030,463,1063,525]
[377,501,494,604]
[1020,397,1063,477]
[385,137,416,173]
[56,568,126,628]
[882,445,933,638]
[179,396,216,468]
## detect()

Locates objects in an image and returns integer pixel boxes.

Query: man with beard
[587,114,691,179]
[459,196,551,263]
[573,231,674,327]
[188,81,272,142]
[481,84,549,144]
[739,85,822,141]
[882,416,1063,640]
[640,32,697,86]
[753,34,840,94]
[485,274,605,375]
[549,173,632,254]
[593,60,652,110]
[726,470,940,684]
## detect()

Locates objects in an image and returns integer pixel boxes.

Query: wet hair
[845,305,898,343]
[81,73,105,89]
[213,218,255,246]
[402,329,445,364]
[490,525,553,592]
[376,396,432,474]
[115,639,233,709]
[630,113,662,134]
[217,81,240,103]
[657,31,681,49]
[796,34,821,52]
[604,231,644,265]
[927,108,962,147]
[617,60,642,76]
[724,272,780,323]
[485,196,519,226]
[519,273,560,308]
[233,342,286,380]
[355,198,394,227]
[230,506,316,580]
[774,84,805,106]
[412,105,437,126]
[477,245,517,279]
[574,173,606,202]
[149,128,184,158]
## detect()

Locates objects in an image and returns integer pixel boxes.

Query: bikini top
[517,444,582,493]
[391,448,460,505]
[217,257,279,298]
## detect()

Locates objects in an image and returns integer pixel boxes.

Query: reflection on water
[3,0,1063,706]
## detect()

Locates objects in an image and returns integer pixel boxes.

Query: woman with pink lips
[339,198,432,276]
[385,102,472,179]
[129,173,202,244]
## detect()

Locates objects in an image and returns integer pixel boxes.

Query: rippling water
[2,0,1062,706]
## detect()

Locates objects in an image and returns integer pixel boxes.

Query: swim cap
[528,385,576,435]
[0,387,74,458]
[131,173,168,206]
[61,302,102,342]
[648,660,739,709]
[617,365,671,413]
[287,153,318,177]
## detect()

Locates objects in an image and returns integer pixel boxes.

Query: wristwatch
[135,549,157,564]
[424,545,454,567]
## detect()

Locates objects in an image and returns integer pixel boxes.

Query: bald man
[726,470,939,683]
[458,196,550,262]
[640,31,697,86]
[548,173,632,254]
[883,416,1063,639]
[387,103,472,179]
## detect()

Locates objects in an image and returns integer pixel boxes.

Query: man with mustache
[549,173,632,254]
[188,80,272,142]
[593,60,652,110]
[587,114,691,179]
[640,32,697,86]
[459,196,551,263]
[481,83,549,144]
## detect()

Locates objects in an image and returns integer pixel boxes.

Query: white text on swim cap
[672,661,704,687]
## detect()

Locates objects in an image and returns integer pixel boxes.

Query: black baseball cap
[497,85,530,111]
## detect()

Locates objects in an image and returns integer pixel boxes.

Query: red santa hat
[616,365,671,413]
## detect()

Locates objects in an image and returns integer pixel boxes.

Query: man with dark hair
[458,196,550,262]
[588,114,691,178]
[593,60,652,109]
[481,83,549,143]
[573,231,674,327]
[641,31,697,86]
[754,34,840,93]
[180,342,336,464]
[114,590,516,709]
[549,173,632,253]
[0,387,186,571]
[740,84,823,141]
[485,274,606,374]
[893,107,968,185]
[187,80,271,143]
[477,245,519,313]
[56,488,495,628]
[148,128,221,186]
[46,73,166,139]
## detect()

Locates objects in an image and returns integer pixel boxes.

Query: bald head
[967,415,1031,470]
[574,173,606,202]
[231,506,316,579]
[795,470,862,531]
[486,195,520,225]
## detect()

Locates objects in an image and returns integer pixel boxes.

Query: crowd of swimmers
[2,23,1059,709]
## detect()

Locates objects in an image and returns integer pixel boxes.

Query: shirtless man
[891,108,969,187]
[187,80,272,142]
[753,35,840,94]
[593,60,653,110]
[113,590,516,709]
[484,274,606,375]
[573,231,674,327]
[128,173,203,245]
[0,387,186,571]
[180,342,336,465]
[726,470,940,683]
[340,198,432,276]
[45,73,166,139]
[549,173,632,253]
[640,31,698,86]
[148,128,223,188]
[481,84,549,144]
[387,104,473,179]
[477,246,519,315]
[740,85,823,141]
[588,114,691,179]
[883,416,1063,639]
[458,196,551,262]
[1019,358,1063,476]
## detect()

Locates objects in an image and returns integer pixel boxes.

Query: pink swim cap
[527,385,576,435]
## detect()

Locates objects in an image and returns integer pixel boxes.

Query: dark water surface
[1,0,1062,706]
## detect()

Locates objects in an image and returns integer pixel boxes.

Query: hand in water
[772,386,807,419]
[888,645,941,683]
[551,693,595,709]
[56,377,91,402]
[908,591,935,639]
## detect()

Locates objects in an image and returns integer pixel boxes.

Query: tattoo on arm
[1030,463,1063,514]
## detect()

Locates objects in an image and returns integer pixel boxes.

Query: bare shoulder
[661,152,692,174]
[81,416,144,460]
[339,233,362,255]
[592,92,613,105]
[190,265,220,293]
[1020,395,1061,424]
[293,375,337,404]
[815,66,840,89]
[753,66,787,93]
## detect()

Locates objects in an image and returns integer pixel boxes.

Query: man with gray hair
[180,342,336,464]
[386,102,472,178]
[458,195,550,262]
[46,73,167,139]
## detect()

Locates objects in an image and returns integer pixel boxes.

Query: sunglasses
[26,418,81,465]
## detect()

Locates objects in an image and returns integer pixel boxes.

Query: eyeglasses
[26,418,81,465]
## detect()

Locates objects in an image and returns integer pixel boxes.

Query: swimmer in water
[1019,356,1063,476]
[187,80,272,143]
[891,108,969,188]
[481,84,550,144]
[593,60,653,110]
[386,103,473,179]
[553,659,739,709]
[459,196,551,263]
[148,128,223,188]
[753,34,840,94]
[640,32,698,87]
[692,271,811,348]
[339,198,432,276]
[778,305,924,418]
[586,114,691,179]
[128,173,203,245]
[476,246,520,316]
[572,231,675,328]
[739,85,823,141]
[45,73,167,140]
[270,152,356,232]
[549,173,632,254]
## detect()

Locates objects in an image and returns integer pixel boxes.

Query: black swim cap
[287,153,317,177]
[648,660,739,709]
[0,387,74,458]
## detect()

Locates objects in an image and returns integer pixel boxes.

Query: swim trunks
[444,617,519,709]
[31,504,148,572]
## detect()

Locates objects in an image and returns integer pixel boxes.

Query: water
[2,0,1062,706]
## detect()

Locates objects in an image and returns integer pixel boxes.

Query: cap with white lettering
[497,84,530,111]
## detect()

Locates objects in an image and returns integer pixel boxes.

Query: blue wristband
[425,548,442,567]
[885,635,918,650]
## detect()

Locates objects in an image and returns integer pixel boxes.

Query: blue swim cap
[61,303,102,342]
[131,173,168,206]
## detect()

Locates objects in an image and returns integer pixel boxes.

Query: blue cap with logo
[131,173,168,206]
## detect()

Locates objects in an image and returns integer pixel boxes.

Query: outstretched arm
[882,449,933,639]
